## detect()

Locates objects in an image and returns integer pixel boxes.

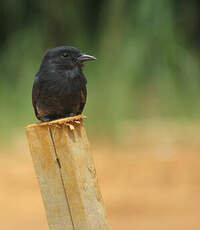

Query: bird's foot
[69,113,76,117]
[64,113,76,118]
[40,117,51,122]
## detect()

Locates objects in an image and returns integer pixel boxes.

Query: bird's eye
[62,53,69,58]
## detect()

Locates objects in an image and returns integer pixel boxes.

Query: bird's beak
[77,53,96,63]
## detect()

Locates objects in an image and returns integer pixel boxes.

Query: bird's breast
[51,75,83,97]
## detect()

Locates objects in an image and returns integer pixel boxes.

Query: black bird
[32,46,96,122]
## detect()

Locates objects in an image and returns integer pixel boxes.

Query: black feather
[32,46,96,122]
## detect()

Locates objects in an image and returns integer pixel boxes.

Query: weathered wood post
[26,115,108,230]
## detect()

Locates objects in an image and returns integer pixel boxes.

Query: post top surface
[26,115,86,129]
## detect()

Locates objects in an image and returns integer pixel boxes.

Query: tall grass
[0,0,200,138]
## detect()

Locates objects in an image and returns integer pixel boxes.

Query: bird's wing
[79,84,87,114]
[32,76,40,118]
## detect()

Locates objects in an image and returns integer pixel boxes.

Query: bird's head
[42,46,96,70]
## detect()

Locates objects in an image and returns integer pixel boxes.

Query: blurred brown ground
[1,121,200,230]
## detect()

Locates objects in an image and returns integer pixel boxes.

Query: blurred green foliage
[0,0,200,138]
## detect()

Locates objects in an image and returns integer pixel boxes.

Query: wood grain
[26,116,108,230]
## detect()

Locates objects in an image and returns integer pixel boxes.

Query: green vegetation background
[0,0,200,138]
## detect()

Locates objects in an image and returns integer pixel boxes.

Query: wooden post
[26,115,108,230]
